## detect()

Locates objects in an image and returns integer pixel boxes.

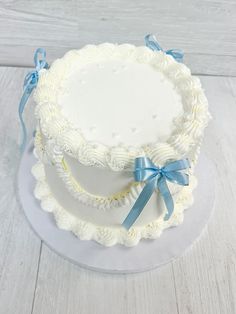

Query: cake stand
[17,141,215,273]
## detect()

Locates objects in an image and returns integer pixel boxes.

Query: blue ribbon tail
[158,176,174,221]
[145,34,163,52]
[166,49,184,63]
[122,177,156,230]
[19,86,34,152]
[145,34,184,63]
[18,47,48,153]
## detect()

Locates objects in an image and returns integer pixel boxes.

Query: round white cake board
[17,141,215,274]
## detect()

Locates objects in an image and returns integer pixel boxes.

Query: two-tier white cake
[30,42,210,246]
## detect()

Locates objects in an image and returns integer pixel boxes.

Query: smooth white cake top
[58,60,183,146]
[34,43,210,170]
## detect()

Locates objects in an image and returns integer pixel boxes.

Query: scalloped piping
[34,43,211,171]
[34,130,191,211]
[34,130,143,210]
[31,157,197,247]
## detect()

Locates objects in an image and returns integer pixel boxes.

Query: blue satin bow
[19,48,48,152]
[145,34,184,63]
[122,157,190,230]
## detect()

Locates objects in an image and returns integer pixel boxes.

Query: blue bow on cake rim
[19,48,48,152]
[122,157,190,230]
[145,34,184,63]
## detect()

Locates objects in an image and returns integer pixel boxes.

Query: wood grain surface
[0,1,236,313]
[0,0,235,75]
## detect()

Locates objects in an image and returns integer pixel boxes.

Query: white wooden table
[0,1,236,313]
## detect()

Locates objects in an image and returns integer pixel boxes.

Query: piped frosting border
[34,43,211,171]
[32,157,197,247]
[34,130,192,211]
[34,130,143,210]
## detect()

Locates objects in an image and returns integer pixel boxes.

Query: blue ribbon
[122,157,190,230]
[19,48,48,152]
[145,34,184,63]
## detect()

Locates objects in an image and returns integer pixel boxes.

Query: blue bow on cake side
[145,34,184,63]
[122,157,190,230]
[19,48,49,152]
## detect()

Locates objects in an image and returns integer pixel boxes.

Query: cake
[20,35,210,246]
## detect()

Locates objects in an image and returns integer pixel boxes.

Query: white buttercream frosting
[34,131,143,210]
[32,158,197,247]
[31,43,210,246]
[58,60,183,146]
[34,131,190,211]
[34,43,210,171]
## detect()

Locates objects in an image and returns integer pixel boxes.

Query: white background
[0,1,236,313]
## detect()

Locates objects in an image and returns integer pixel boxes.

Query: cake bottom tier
[31,158,197,247]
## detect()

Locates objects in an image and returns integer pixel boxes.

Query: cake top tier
[34,43,210,170]
[58,59,182,146]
